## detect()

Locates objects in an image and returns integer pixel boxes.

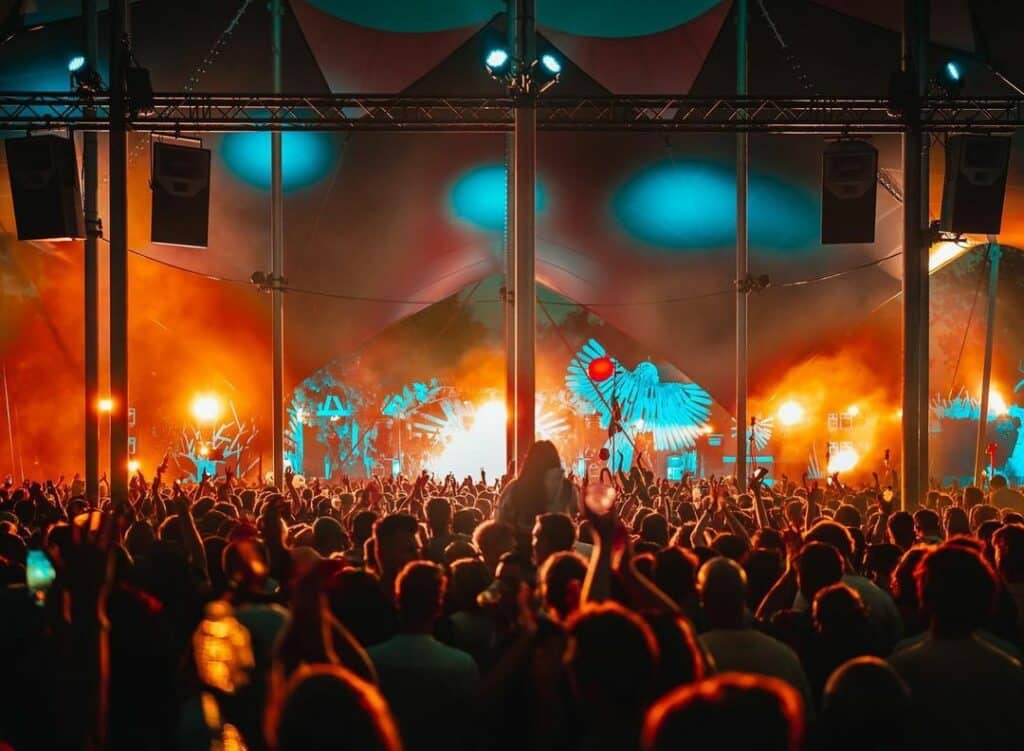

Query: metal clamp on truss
[736,273,771,294]
[250,271,287,292]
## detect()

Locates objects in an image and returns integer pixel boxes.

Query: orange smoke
[754,347,901,480]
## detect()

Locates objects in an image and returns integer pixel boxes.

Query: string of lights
[182,0,255,96]
[104,0,255,183]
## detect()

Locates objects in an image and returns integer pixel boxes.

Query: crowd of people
[2,440,1024,751]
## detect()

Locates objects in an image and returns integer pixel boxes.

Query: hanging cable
[774,250,903,288]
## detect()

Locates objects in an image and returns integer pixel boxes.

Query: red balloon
[588,356,615,382]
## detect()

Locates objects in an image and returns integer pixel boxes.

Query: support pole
[108,0,128,506]
[511,0,536,469]
[504,130,516,469]
[915,0,931,499]
[271,0,285,487]
[83,0,100,504]
[735,0,749,491]
[900,0,926,509]
[974,241,1001,485]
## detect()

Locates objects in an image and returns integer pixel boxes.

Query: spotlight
[482,27,511,78]
[989,390,1008,417]
[777,401,805,426]
[485,48,509,70]
[540,53,561,75]
[934,59,964,97]
[97,397,114,413]
[847,405,860,417]
[70,57,103,95]
[534,51,561,92]
[128,460,141,473]
[191,394,223,424]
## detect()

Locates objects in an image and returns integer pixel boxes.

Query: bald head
[697,557,748,628]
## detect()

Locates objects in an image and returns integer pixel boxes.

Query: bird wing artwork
[565,338,620,421]
[566,338,712,456]
[730,416,775,452]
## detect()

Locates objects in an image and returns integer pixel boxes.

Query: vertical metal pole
[915,0,931,497]
[108,0,128,506]
[504,128,516,469]
[83,0,99,503]
[735,0,749,491]
[900,0,924,509]
[974,241,1001,485]
[511,0,536,468]
[2,365,15,477]
[271,0,285,487]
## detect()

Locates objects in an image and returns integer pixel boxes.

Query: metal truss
[1,92,1023,134]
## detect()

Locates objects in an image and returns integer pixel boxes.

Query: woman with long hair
[497,441,576,545]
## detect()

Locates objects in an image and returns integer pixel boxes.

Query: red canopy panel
[291,0,481,93]
[540,2,731,94]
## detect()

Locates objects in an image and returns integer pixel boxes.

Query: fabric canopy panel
[1,0,1023,419]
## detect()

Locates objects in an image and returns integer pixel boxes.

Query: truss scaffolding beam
[1,93,1024,133]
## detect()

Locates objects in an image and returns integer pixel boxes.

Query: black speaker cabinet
[940,135,1011,235]
[151,141,211,247]
[4,135,84,241]
[821,140,878,244]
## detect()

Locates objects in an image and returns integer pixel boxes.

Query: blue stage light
[540,53,561,74]
[221,131,337,191]
[485,48,509,69]
[945,61,961,82]
[68,55,86,72]
[612,160,817,252]
[449,163,548,232]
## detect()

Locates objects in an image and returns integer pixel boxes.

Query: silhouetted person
[889,543,1024,751]
[368,561,479,751]
[269,665,401,751]
[643,673,803,751]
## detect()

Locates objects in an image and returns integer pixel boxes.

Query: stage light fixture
[481,26,511,78]
[777,400,805,426]
[933,59,964,97]
[98,397,114,413]
[540,53,561,74]
[191,394,223,424]
[486,48,509,70]
[68,55,86,72]
[534,51,562,92]
[128,460,141,473]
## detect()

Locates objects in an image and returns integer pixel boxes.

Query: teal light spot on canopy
[612,160,817,252]
[449,164,548,232]
[308,0,721,37]
[220,132,336,191]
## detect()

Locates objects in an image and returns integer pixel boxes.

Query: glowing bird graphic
[730,416,775,452]
[566,339,712,470]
